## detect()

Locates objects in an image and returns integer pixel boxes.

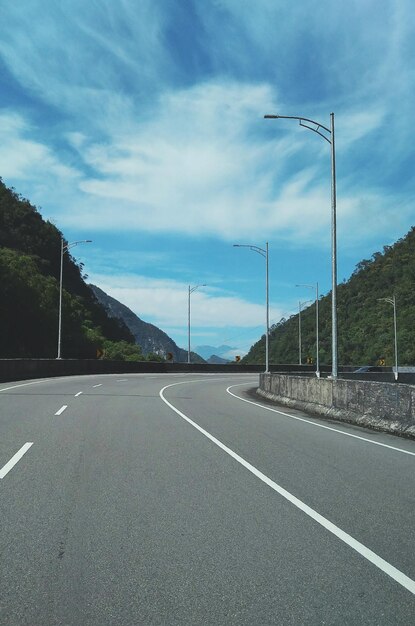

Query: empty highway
[1,373,414,625]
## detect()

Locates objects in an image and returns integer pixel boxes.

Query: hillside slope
[0,179,133,358]
[90,285,205,363]
[244,227,415,366]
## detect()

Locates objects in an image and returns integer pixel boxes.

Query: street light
[188,284,206,364]
[57,238,92,359]
[378,295,398,381]
[298,300,313,366]
[265,113,338,378]
[296,283,320,377]
[233,243,269,373]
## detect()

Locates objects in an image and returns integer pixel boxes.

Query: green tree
[244,226,415,366]
[0,178,136,357]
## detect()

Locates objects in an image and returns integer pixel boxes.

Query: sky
[1,0,414,358]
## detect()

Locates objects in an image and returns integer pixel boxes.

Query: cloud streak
[0,1,414,249]
[89,272,284,329]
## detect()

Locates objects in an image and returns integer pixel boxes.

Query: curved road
[1,373,414,625]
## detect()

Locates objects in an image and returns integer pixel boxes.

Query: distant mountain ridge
[206,354,230,364]
[195,344,235,361]
[90,285,204,363]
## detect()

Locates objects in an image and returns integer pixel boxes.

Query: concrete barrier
[259,373,415,438]
[0,359,266,383]
[0,360,339,384]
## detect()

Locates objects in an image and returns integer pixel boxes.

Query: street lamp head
[65,239,93,249]
[233,243,266,257]
[189,283,206,294]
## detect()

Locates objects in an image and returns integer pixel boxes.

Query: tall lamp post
[296,283,320,377]
[188,284,206,364]
[378,295,398,381]
[57,238,92,359]
[265,113,338,378]
[234,242,269,373]
[298,300,312,366]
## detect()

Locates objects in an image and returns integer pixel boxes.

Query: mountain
[195,344,235,361]
[244,226,415,367]
[206,354,231,364]
[90,285,205,363]
[0,179,134,358]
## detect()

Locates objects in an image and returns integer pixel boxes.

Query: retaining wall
[259,373,415,438]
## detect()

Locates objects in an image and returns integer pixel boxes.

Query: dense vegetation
[244,228,415,366]
[0,179,153,360]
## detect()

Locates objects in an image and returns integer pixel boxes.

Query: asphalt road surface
[1,373,414,625]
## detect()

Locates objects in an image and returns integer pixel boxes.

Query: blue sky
[1,0,414,357]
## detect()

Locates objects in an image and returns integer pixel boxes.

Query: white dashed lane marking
[0,443,34,479]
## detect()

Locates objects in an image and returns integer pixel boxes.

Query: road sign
[235,355,241,362]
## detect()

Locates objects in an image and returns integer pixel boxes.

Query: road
[1,372,414,625]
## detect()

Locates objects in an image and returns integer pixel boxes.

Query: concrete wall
[0,359,266,383]
[0,360,341,384]
[259,373,415,438]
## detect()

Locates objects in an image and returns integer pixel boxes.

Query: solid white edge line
[159,380,415,596]
[55,405,67,415]
[227,383,415,457]
[75,391,83,397]
[0,379,52,392]
[0,442,34,479]
[0,372,254,394]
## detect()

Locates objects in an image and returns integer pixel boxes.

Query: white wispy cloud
[0,0,414,250]
[89,272,284,330]
[0,2,168,120]
[49,79,403,246]
[0,111,80,182]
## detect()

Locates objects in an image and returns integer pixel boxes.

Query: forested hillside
[244,228,415,366]
[0,179,138,359]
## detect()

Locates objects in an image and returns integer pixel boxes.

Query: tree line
[0,179,161,361]
[243,227,415,366]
